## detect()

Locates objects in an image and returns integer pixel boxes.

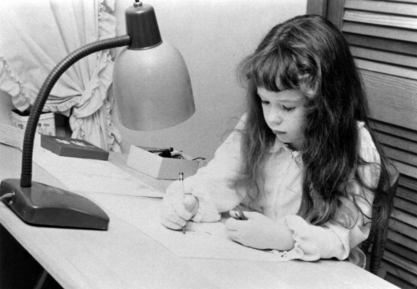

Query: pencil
[179,172,187,234]
[236,206,248,220]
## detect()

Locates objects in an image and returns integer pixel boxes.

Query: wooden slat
[345,0,417,17]
[344,10,417,30]
[393,161,417,179]
[351,46,417,69]
[394,197,417,216]
[385,272,416,289]
[378,134,417,154]
[397,186,417,204]
[398,176,417,192]
[386,240,417,263]
[371,120,417,143]
[392,209,417,227]
[382,261,417,288]
[356,59,417,80]
[360,70,417,130]
[384,250,417,275]
[382,146,417,167]
[343,22,417,42]
[389,218,417,240]
[387,0,417,4]
[345,33,417,57]
[380,135,417,154]
[388,230,417,252]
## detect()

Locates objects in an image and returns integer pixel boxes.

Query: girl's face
[257,87,306,151]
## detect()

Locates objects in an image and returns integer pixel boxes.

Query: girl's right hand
[160,182,199,230]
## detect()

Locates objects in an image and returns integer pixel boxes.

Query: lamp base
[0,179,109,230]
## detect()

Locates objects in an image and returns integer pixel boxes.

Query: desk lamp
[0,0,195,230]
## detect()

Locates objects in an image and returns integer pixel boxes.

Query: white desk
[0,143,399,289]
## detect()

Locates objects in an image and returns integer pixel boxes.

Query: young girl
[160,14,394,267]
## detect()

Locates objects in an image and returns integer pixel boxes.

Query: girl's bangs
[245,48,299,92]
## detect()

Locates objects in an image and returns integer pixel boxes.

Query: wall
[112,0,307,160]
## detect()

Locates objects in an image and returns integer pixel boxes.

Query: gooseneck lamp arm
[20,35,131,187]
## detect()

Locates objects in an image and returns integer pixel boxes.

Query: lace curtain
[0,0,121,152]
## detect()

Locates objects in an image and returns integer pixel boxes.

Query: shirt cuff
[281,215,349,262]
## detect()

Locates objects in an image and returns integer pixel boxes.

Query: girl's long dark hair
[238,15,393,228]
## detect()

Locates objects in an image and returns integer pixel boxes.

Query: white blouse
[166,115,381,266]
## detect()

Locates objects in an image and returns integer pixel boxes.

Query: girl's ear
[304,87,316,98]
[300,80,318,98]
[298,54,321,98]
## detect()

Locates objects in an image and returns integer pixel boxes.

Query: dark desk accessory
[41,135,109,161]
[0,0,194,230]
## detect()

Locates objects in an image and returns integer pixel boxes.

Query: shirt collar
[269,137,303,166]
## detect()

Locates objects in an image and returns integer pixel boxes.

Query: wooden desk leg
[34,270,49,289]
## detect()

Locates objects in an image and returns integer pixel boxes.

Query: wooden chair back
[361,163,399,275]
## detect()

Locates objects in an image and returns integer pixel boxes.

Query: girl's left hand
[225,211,286,250]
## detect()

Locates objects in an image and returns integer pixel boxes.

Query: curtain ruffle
[0,57,29,111]
[65,0,121,151]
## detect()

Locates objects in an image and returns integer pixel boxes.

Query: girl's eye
[283,105,295,112]
[261,100,270,105]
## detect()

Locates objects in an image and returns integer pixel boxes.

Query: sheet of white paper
[98,194,288,262]
[33,145,163,198]
[140,218,287,261]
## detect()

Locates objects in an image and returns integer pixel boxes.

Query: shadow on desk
[0,224,62,289]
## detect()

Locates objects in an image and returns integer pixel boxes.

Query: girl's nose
[267,108,282,125]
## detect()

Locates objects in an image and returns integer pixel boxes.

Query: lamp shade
[113,41,195,131]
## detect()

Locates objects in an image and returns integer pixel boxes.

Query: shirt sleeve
[165,115,247,223]
[282,123,381,265]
